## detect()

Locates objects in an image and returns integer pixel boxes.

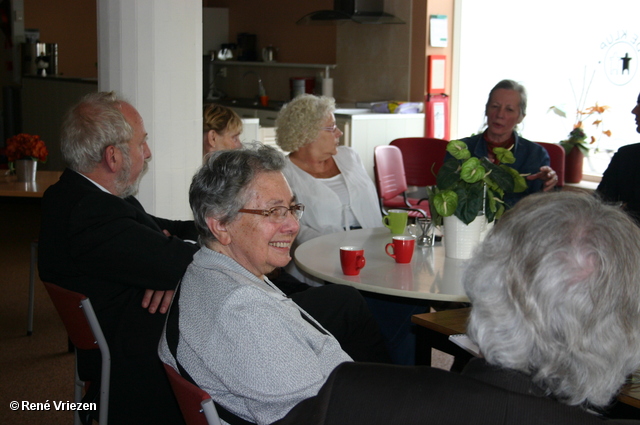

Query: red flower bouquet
[5,133,48,163]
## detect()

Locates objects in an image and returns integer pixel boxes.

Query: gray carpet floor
[1,197,74,425]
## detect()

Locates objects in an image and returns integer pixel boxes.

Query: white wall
[98,0,202,219]
[454,0,640,175]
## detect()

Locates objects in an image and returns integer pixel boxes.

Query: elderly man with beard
[38,92,197,425]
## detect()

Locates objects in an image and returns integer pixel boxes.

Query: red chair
[390,137,449,187]
[537,142,565,188]
[373,145,428,218]
[43,281,110,425]
[163,363,222,425]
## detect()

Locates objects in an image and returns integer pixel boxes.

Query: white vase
[15,159,37,183]
[443,214,492,259]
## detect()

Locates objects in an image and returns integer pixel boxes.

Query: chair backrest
[536,142,565,188]
[373,145,410,201]
[390,137,449,187]
[42,281,111,425]
[163,363,222,425]
[43,282,100,350]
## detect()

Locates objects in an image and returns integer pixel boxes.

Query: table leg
[27,240,37,336]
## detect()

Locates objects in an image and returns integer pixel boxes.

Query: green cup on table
[382,209,408,235]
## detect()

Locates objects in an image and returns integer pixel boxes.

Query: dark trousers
[362,292,430,365]
[271,269,391,363]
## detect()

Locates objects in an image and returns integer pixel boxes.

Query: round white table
[294,227,469,302]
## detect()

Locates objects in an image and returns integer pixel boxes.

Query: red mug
[385,236,415,264]
[340,246,366,276]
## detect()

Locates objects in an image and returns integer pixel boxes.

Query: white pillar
[97,0,202,219]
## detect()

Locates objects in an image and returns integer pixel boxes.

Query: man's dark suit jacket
[598,142,640,223]
[278,359,640,425]
[38,169,198,425]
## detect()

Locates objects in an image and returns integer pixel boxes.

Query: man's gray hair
[464,191,640,408]
[189,143,286,246]
[60,91,133,173]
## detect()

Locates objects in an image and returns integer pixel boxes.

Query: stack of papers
[449,334,481,357]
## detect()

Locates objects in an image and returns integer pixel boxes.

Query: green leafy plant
[428,140,527,226]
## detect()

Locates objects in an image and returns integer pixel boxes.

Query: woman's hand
[527,166,558,192]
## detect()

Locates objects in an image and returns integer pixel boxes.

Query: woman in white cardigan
[276,95,426,365]
[275,94,382,284]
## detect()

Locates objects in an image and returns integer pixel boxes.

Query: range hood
[297,0,404,25]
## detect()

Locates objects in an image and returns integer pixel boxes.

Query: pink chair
[390,137,449,187]
[373,145,428,218]
[537,142,565,188]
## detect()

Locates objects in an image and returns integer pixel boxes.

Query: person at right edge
[597,91,640,223]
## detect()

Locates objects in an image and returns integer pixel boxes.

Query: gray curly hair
[275,94,335,152]
[464,191,640,409]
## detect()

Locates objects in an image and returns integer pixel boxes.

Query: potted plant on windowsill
[548,67,612,184]
[427,140,526,259]
[5,133,48,182]
[551,104,611,184]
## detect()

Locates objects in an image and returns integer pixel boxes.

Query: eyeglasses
[238,204,305,223]
[321,124,339,133]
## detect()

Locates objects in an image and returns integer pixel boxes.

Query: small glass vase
[15,159,38,182]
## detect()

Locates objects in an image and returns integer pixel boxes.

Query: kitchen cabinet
[237,113,281,152]
[259,127,278,151]
[22,76,98,171]
[231,107,278,128]
[240,118,259,145]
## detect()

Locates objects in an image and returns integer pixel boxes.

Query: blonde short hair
[275,94,335,152]
[203,103,243,135]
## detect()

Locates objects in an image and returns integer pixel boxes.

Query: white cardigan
[282,146,383,284]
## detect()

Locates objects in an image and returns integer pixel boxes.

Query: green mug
[382,209,408,235]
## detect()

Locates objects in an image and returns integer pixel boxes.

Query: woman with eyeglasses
[159,144,352,425]
[276,95,429,366]
[200,104,391,366]
[275,94,382,284]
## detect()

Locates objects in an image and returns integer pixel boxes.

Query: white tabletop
[294,227,469,302]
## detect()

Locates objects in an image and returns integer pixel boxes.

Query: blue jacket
[457,133,550,206]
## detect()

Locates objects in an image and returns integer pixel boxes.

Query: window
[453,0,640,179]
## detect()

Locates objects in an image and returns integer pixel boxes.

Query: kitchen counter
[336,110,424,119]
[22,74,97,84]
[210,99,420,118]
[209,98,285,112]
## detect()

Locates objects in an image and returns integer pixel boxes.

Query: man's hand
[142,289,174,314]
[527,166,558,192]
